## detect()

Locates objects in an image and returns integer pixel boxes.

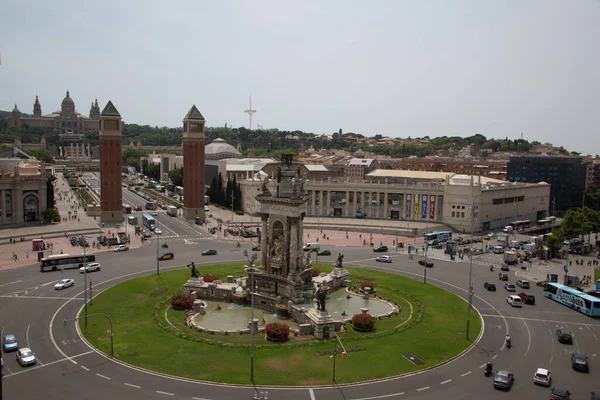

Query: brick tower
[99,101,123,223]
[182,105,206,220]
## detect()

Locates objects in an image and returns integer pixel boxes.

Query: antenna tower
[244,95,257,130]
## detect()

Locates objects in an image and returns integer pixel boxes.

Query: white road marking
[0,295,84,300]
[586,325,599,341]
[349,393,404,400]
[309,388,316,400]
[492,354,498,360]
[124,383,141,389]
[549,355,553,364]
[3,351,93,378]
[0,280,22,288]
[461,371,472,377]
[81,365,90,371]
[440,379,452,384]
[26,323,31,349]
[41,281,55,287]
[97,373,111,380]
[481,314,600,328]
[523,319,532,357]
[156,391,175,396]
[479,363,487,368]
[416,386,429,391]
[191,397,210,400]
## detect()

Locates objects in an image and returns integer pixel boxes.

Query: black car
[549,387,571,400]
[317,250,331,256]
[418,259,434,268]
[493,370,514,390]
[571,353,589,372]
[201,249,217,256]
[556,328,573,344]
[484,282,496,291]
[373,246,388,252]
[591,391,600,400]
[518,291,536,305]
[587,290,600,298]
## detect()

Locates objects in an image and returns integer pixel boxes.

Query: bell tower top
[182,105,206,139]
[33,95,42,117]
[99,100,122,137]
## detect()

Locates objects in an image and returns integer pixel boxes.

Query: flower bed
[171,293,195,310]
[351,313,376,332]
[264,322,290,342]
[202,273,220,282]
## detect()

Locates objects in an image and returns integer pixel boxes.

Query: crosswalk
[146,233,214,243]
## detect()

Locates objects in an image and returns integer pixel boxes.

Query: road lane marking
[125,383,141,389]
[350,393,404,399]
[192,397,211,400]
[26,324,31,348]
[440,379,452,384]
[461,371,472,377]
[522,319,532,357]
[586,325,599,341]
[3,351,93,378]
[549,355,553,364]
[97,373,111,380]
[481,314,600,327]
[492,354,498,360]
[0,280,22,288]
[156,391,175,396]
[81,366,90,371]
[0,295,84,300]
[309,389,316,400]
[416,386,429,391]
[479,363,487,368]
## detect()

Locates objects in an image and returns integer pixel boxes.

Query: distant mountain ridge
[0,110,31,119]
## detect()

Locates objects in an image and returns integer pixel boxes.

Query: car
[317,249,331,256]
[586,290,600,298]
[518,291,536,305]
[537,280,550,287]
[533,368,551,386]
[16,347,37,367]
[493,370,514,390]
[113,244,129,252]
[158,252,174,261]
[556,328,573,344]
[373,246,388,252]
[202,249,217,256]
[571,353,589,372]
[417,259,434,267]
[484,282,496,291]
[501,264,510,271]
[507,295,522,307]
[155,228,162,235]
[80,262,101,273]
[549,387,571,400]
[504,283,516,292]
[591,391,600,400]
[2,334,19,352]
[54,278,75,290]
[376,256,392,263]
[516,279,530,288]
[252,245,262,252]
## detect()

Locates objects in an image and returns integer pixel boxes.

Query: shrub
[265,322,290,341]
[310,268,321,277]
[171,293,195,310]
[202,273,220,282]
[351,313,376,332]
[360,280,375,289]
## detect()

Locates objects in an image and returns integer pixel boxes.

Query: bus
[509,220,531,231]
[543,282,600,317]
[142,213,156,231]
[175,186,184,195]
[122,204,132,214]
[40,253,96,272]
[424,231,452,245]
[145,201,157,210]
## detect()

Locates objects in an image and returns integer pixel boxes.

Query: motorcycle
[506,338,512,348]
[485,363,493,377]
[490,265,494,272]
[161,243,169,249]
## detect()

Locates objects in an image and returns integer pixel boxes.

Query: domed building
[204,138,242,160]
[8,90,101,141]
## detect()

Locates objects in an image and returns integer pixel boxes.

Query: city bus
[40,253,96,272]
[543,282,600,317]
[509,220,532,231]
[142,213,156,231]
[122,204,132,214]
[145,201,157,210]
[424,231,452,245]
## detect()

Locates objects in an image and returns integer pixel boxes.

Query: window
[452,212,455,217]
[461,212,465,218]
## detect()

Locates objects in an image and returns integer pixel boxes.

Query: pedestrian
[26,252,28,259]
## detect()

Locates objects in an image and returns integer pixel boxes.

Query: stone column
[384,192,388,219]
[289,217,298,277]
[0,190,4,224]
[261,215,269,272]
[317,191,322,217]
[311,190,315,216]
[345,191,350,217]
[326,191,331,217]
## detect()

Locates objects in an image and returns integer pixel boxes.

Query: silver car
[54,278,75,290]
[16,347,36,367]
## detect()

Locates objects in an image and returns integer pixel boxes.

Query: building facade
[507,156,586,215]
[99,101,123,223]
[182,105,206,220]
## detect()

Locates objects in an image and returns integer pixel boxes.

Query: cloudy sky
[1,1,599,154]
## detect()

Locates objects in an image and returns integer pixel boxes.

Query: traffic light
[342,351,347,360]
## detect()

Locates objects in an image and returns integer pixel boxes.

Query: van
[493,245,504,254]
[303,243,320,252]
[503,226,513,234]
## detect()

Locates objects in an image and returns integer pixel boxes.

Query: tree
[46,177,56,209]
[42,207,60,223]
[546,230,564,258]
[25,148,54,163]
[122,148,147,169]
[143,163,160,181]
[584,185,600,211]
[168,167,183,187]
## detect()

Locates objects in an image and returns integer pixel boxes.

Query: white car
[155,228,162,235]
[80,263,101,273]
[54,279,75,290]
[16,347,36,367]
[506,295,522,307]
[533,368,551,386]
[113,244,129,252]
[376,256,392,263]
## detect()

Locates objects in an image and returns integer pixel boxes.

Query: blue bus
[543,282,600,317]
[142,213,156,231]
[424,231,452,245]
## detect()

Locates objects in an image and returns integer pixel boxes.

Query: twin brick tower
[99,102,206,223]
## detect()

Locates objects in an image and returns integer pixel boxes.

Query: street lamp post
[82,235,92,327]
[466,201,475,340]
[156,212,160,276]
[243,250,259,383]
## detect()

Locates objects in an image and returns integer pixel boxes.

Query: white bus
[40,253,96,272]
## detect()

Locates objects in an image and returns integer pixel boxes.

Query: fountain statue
[335,253,344,269]
[315,285,327,312]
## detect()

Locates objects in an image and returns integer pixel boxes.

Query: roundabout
[77,263,480,386]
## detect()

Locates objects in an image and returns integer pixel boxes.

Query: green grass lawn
[80,263,481,386]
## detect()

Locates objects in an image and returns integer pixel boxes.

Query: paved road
[2,234,600,400]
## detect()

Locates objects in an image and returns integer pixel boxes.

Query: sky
[1,0,599,154]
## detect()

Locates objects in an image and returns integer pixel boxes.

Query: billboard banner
[421,194,428,220]
[429,195,436,220]
[414,194,420,220]
[406,194,412,219]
